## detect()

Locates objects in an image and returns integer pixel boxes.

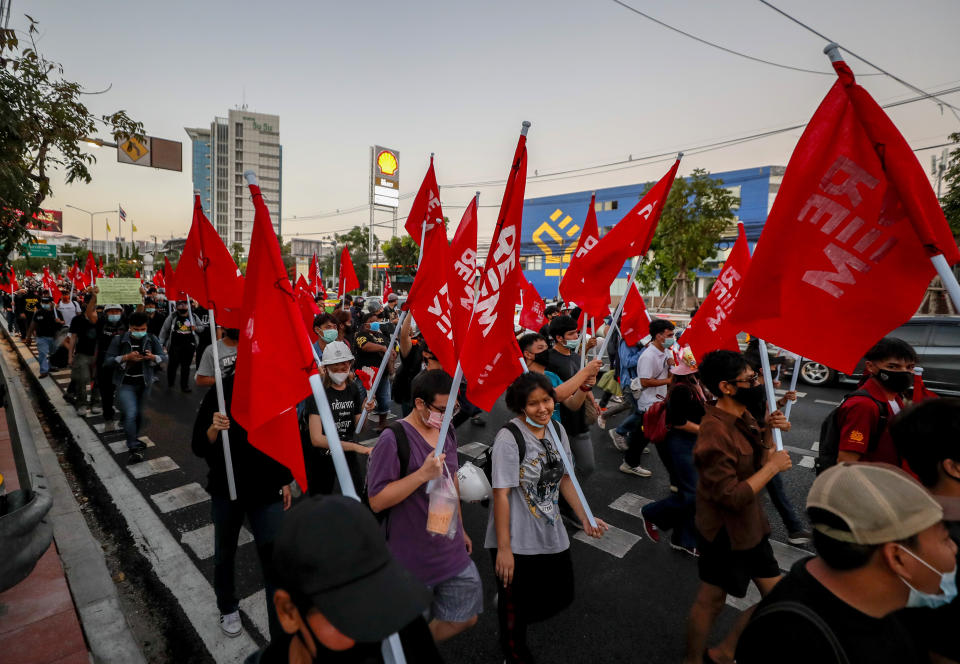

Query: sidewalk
[0,404,90,664]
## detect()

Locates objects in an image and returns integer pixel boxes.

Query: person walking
[160,299,203,393]
[25,293,64,377]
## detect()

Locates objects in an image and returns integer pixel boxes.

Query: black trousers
[167,343,195,389]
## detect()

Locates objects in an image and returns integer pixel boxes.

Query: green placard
[95,278,143,305]
[27,244,57,258]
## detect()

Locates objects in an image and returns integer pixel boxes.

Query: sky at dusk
[14,0,960,252]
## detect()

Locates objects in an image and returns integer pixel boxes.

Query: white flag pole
[429,362,462,462]
[931,254,960,314]
[518,356,597,529]
[597,257,644,359]
[579,315,588,369]
[783,354,803,421]
[757,339,784,451]
[208,308,238,501]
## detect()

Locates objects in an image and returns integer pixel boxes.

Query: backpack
[815,390,889,475]
[749,601,850,664]
[474,422,527,508]
[642,399,669,445]
[367,422,412,524]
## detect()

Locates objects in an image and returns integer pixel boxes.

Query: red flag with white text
[406,225,457,375]
[448,196,478,354]
[405,156,445,245]
[619,283,649,346]
[461,129,528,410]
[682,223,750,361]
[559,192,609,319]
[382,272,393,302]
[231,178,314,491]
[732,59,959,374]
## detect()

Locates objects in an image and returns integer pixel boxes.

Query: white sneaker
[220,611,242,637]
[597,414,607,430]
[90,406,102,415]
[619,462,652,478]
[609,430,628,451]
[76,406,87,417]
[611,395,624,404]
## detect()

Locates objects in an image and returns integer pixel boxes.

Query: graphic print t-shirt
[306,378,366,443]
[354,328,388,369]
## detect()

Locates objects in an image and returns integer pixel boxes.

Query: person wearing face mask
[301,341,376,496]
[394,314,428,417]
[142,297,165,337]
[160,299,202,393]
[354,311,392,432]
[834,337,916,467]
[104,312,167,462]
[518,332,603,425]
[736,462,958,664]
[67,294,99,416]
[311,312,341,361]
[25,293,65,377]
[367,370,483,644]
[88,292,127,421]
[683,350,792,664]
[485,372,608,663]
[196,325,240,388]
[244,495,442,664]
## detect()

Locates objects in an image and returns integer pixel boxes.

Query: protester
[311,312,340,361]
[367,370,482,643]
[485,371,607,663]
[333,309,355,349]
[619,319,675,478]
[544,315,599,485]
[67,296,98,416]
[56,290,81,327]
[537,304,560,338]
[13,284,39,338]
[736,462,957,664]
[104,312,167,462]
[142,296,165,337]
[243,495,442,664]
[160,299,203,393]
[836,337,916,465]
[518,332,602,425]
[639,358,707,556]
[196,326,239,388]
[395,315,429,416]
[25,293,64,377]
[302,341,375,495]
[192,372,292,640]
[354,311,392,432]
[607,329,646,449]
[683,349,792,664]
[89,296,127,421]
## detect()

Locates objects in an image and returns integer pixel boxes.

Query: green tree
[941,132,960,237]
[636,169,740,310]
[335,226,376,289]
[382,235,420,277]
[230,242,244,266]
[0,18,142,274]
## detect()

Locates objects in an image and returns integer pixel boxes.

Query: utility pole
[932,148,950,198]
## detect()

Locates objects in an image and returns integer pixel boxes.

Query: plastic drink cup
[426,489,457,535]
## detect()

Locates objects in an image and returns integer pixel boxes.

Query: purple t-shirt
[366,420,469,587]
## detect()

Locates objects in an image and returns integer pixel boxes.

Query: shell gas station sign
[371,145,399,208]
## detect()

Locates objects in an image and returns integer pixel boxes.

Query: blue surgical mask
[525,416,545,428]
[107,314,121,324]
[564,338,580,350]
[145,307,156,314]
[898,544,958,609]
[370,322,381,332]
[41,303,51,310]
[664,337,676,348]
[322,329,338,343]
[130,331,147,340]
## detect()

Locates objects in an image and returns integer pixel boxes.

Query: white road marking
[239,590,269,641]
[811,441,820,452]
[573,523,641,558]
[609,492,653,519]
[150,483,210,513]
[128,456,180,479]
[181,523,253,561]
[815,399,840,407]
[798,456,815,469]
[775,389,807,398]
[108,437,157,454]
[457,442,490,459]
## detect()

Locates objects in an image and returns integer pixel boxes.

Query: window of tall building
[235,122,243,137]
[235,150,242,161]
[235,197,242,208]
[594,200,618,212]
[235,220,243,230]
[235,231,242,242]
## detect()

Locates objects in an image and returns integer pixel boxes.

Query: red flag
[164,256,185,300]
[382,272,393,301]
[174,195,246,328]
[461,127,528,411]
[296,275,321,342]
[681,223,751,361]
[733,59,959,374]
[24,269,33,278]
[619,283,650,346]
[406,225,457,375]
[84,251,96,277]
[338,247,359,298]
[517,272,548,331]
[67,260,79,282]
[559,192,610,319]
[355,365,377,391]
[561,160,681,319]
[231,177,314,491]
[447,195,478,353]
[405,156,445,245]
[42,267,61,304]
[135,269,141,280]
[1,267,16,294]
[109,271,115,278]
[152,269,165,289]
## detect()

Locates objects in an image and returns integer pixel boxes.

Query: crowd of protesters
[4,277,958,664]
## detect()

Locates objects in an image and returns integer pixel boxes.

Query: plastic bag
[426,464,459,540]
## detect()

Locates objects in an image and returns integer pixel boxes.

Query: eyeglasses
[731,373,761,386]
[425,401,461,416]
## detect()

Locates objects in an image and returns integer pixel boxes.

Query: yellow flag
[132,223,138,232]
[106,221,111,232]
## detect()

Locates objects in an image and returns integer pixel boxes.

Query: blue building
[520,165,785,302]
[184,127,212,218]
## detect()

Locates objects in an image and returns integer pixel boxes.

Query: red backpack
[642,399,669,444]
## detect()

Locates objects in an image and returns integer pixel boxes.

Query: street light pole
[65,205,118,258]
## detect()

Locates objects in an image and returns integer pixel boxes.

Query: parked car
[797,316,960,395]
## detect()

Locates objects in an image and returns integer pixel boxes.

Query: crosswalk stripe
[127,456,180,479]
[798,456,815,468]
[573,523,641,558]
[774,389,807,398]
[239,590,269,641]
[150,482,209,513]
[108,438,157,454]
[811,441,820,452]
[180,523,252,560]
[94,421,122,434]
[609,492,652,519]
[457,442,489,459]
[815,399,840,406]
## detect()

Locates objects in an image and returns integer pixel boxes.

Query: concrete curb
[2,325,258,663]
[0,329,145,663]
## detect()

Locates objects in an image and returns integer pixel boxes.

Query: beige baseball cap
[807,462,943,545]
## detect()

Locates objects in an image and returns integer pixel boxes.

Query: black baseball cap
[273,496,430,642]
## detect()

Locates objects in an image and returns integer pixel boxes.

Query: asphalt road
[31,341,848,663]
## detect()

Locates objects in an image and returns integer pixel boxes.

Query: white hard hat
[320,340,354,366]
[103,304,122,311]
[456,462,492,503]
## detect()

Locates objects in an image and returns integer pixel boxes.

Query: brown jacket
[694,405,773,550]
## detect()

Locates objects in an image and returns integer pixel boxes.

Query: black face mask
[731,384,766,414]
[177,309,188,317]
[224,328,240,341]
[874,369,912,394]
[533,349,552,367]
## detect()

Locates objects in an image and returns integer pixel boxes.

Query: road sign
[27,244,57,258]
[117,135,182,172]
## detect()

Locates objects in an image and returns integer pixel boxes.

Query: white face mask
[897,544,958,609]
[329,372,349,385]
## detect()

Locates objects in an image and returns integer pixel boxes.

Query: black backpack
[815,390,889,475]
[473,423,527,507]
[367,422,412,524]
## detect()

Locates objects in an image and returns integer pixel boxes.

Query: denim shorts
[427,560,483,623]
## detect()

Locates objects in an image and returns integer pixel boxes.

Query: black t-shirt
[169,314,197,347]
[354,328,388,370]
[736,558,929,664]
[307,379,366,442]
[30,307,64,337]
[545,347,587,436]
[393,344,424,405]
[667,383,706,429]
[15,292,39,316]
[146,312,165,337]
[69,315,98,356]
[95,318,128,363]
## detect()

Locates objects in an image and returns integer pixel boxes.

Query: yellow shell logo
[377,150,398,176]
